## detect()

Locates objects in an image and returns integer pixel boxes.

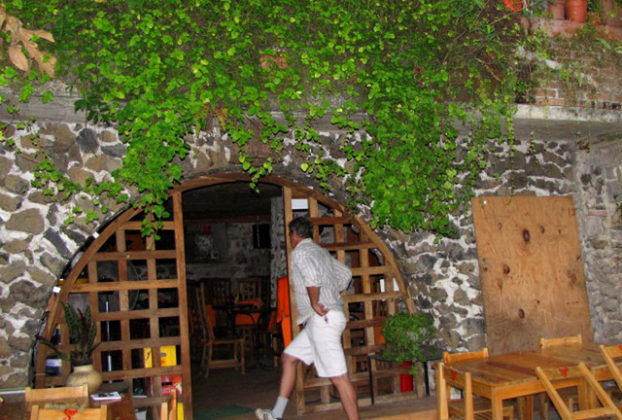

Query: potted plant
[379,312,437,377]
[39,303,102,393]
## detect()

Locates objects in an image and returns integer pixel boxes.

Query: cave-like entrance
[34,173,416,418]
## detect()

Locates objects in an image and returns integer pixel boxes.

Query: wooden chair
[205,278,233,306]
[204,278,234,330]
[599,344,622,408]
[443,348,489,364]
[237,277,264,302]
[440,349,514,419]
[29,405,107,420]
[160,389,177,420]
[437,362,474,420]
[537,334,582,418]
[535,362,622,420]
[540,334,583,348]
[196,285,245,377]
[235,277,267,360]
[25,385,89,411]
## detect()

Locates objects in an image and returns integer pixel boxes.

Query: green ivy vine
[2,0,534,236]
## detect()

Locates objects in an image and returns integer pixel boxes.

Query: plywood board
[471,196,593,355]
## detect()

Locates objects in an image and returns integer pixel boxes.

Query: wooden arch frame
[34,173,416,417]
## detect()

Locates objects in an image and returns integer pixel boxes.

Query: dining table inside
[441,342,616,420]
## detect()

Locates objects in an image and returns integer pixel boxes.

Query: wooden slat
[347,316,386,329]
[98,337,181,351]
[72,279,178,292]
[320,241,377,251]
[120,220,176,230]
[309,216,351,225]
[346,344,385,356]
[343,291,404,303]
[90,249,177,261]
[100,365,182,381]
[351,265,391,276]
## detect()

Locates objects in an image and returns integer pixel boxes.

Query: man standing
[256,217,360,420]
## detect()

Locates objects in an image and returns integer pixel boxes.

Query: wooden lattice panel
[35,191,192,419]
[471,195,593,355]
[281,180,417,414]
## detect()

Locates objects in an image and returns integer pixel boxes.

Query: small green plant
[380,312,436,375]
[38,303,100,366]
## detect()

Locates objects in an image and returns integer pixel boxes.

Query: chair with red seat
[599,344,622,409]
[196,283,245,377]
[535,362,622,420]
[439,348,515,419]
[537,334,583,418]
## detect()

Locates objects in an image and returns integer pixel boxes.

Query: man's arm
[307,286,328,316]
[333,258,352,291]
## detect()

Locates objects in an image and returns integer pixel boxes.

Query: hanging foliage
[1,0,531,235]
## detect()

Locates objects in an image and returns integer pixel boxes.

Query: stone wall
[185,222,271,281]
[0,107,621,388]
[269,197,287,307]
[574,137,622,343]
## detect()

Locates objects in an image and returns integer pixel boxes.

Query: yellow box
[143,345,177,368]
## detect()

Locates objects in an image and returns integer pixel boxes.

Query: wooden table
[0,388,136,420]
[96,393,137,420]
[93,382,137,420]
[443,343,612,420]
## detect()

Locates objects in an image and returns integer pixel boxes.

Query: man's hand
[307,286,328,317]
[312,302,329,317]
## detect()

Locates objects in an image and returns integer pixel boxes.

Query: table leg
[578,377,591,410]
[491,395,504,420]
[367,355,375,405]
[520,395,534,420]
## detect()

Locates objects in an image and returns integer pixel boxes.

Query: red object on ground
[400,361,414,392]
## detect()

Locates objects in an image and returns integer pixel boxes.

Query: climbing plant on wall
[0,0,532,236]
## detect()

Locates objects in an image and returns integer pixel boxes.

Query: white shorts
[284,310,347,378]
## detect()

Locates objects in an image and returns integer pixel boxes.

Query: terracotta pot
[565,0,588,23]
[548,0,565,20]
[600,0,622,27]
[66,363,102,394]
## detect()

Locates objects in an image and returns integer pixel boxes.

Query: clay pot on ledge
[66,362,102,394]
[565,0,588,23]
[548,0,565,20]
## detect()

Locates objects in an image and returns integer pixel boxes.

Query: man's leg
[256,352,299,420]
[278,352,298,398]
[330,373,360,420]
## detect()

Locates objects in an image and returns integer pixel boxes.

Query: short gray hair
[289,217,313,239]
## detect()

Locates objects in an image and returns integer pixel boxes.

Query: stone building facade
[0,88,621,389]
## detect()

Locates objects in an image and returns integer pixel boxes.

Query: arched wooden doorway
[34,173,416,418]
